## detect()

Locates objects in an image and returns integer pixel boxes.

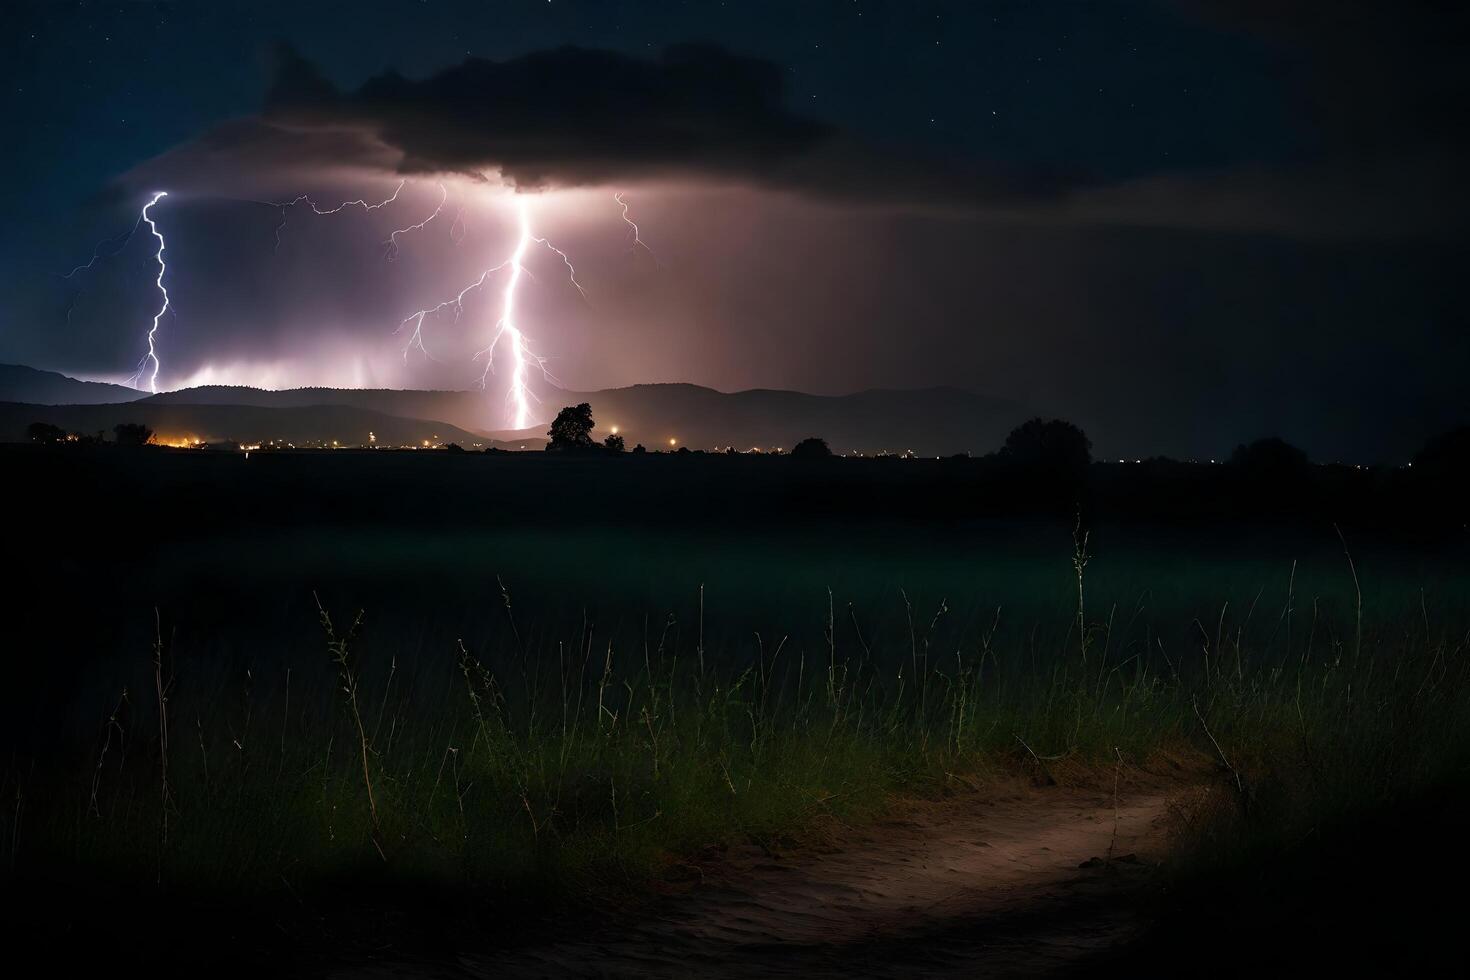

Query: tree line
[26,422,153,447]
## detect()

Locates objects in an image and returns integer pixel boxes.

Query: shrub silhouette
[1224,436,1313,512]
[791,437,833,459]
[1412,426,1470,510]
[113,423,154,447]
[1413,426,1470,482]
[603,433,625,453]
[27,422,67,445]
[1000,418,1091,475]
[1230,437,1309,476]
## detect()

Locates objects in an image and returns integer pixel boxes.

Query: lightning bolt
[125,191,171,393]
[383,183,448,259]
[308,179,405,216]
[615,192,658,263]
[395,260,511,364]
[266,179,408,252]
[531,231,587,300]
[62,214,144,281]
[397,195,581,427]
[475,198,542,429]
[59,212,146,327]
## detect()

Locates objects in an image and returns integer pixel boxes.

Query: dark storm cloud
[123,21,1465,237]
[127,42,1083,211]
[126,117,400,192]
[1116,0,1470,235]
[266,42,828,187]
[1185,1,1467,149]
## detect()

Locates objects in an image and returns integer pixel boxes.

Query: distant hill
[145,382,1022,455]
[0,401,500,449]
[0,364,146,406]
[2,364,1023,455]
[555,383,1020,456]
[145,385,495,431]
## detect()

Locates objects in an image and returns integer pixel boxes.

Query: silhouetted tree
[1000,418,1091,474]
[1230,437,1309,475]
[1412,427,1470,520]
[1223,436,1312,513]
[113,422,153,447]
[603,433,625,453]
[27,422,67,445]
[791,436,833,459]
[546,403,596,450]
[1413,426,1470,482]
[631,443,647,454]
[443,442,466,453]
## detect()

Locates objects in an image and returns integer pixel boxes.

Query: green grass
[4,530,1469,964]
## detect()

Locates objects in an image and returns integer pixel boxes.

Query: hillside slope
[0,400,494,448]
[0,364,146,406]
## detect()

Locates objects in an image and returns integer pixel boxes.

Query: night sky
[3,1,1465,460]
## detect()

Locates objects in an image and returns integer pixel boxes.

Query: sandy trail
[346,787,1176,979]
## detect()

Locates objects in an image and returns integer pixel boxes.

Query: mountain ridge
[0,364,147,406]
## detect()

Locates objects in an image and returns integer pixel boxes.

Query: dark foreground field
[3,445,1468,975]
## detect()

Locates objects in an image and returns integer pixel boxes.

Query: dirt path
[344,786,1177,979]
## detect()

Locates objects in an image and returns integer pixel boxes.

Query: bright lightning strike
[615,192,657,262]
[397,195,582,428]
[475,198,542,429]
[126,191,171,393]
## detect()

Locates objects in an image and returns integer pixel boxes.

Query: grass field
[4,449,1468,969]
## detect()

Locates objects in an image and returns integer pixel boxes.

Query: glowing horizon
[60,180,660,428]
